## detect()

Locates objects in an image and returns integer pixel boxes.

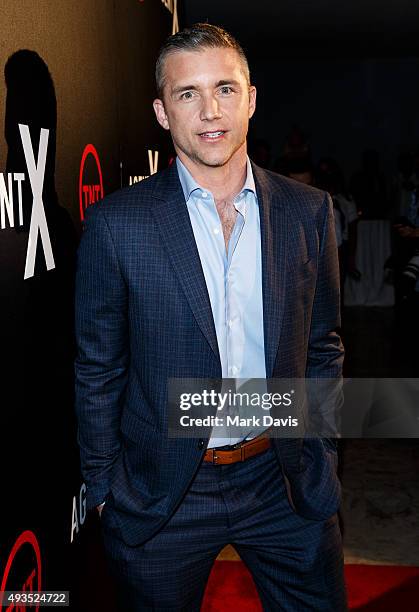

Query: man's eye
[219,86,233,94]
[181,91,194,100]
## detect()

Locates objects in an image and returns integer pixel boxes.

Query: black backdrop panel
[115,0,176,185]
[0,2,180,609]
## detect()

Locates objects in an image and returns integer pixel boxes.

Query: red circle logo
[0,530,42,611]
[79,144,104,221]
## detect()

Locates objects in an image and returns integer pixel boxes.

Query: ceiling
[182,0,419,58]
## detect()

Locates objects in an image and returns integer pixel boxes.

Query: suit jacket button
[197,439,204,450]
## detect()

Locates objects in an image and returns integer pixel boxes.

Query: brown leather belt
[203,434,271,465]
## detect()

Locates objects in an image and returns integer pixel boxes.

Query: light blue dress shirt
[176,156,267,447]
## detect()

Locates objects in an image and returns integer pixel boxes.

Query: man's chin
[194,152,231,168]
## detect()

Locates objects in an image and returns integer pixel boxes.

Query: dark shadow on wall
[0,50,79,589]
[5,49,58,231]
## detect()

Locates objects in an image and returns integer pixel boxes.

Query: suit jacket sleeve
[305,193,344,439]
[74,205,128,510]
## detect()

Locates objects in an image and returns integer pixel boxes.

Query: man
[75,23,346,611]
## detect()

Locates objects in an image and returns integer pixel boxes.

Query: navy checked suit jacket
[75,161,344,547]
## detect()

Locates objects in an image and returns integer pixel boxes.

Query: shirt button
[213,228,220,235]
[197,439,205,449]
[228,319,234,328]
[202,192,208,198]
[230,366,238,375]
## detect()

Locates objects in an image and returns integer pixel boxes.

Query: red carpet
[202,561,419,611]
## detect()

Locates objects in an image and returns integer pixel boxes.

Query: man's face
[153,47,256,170]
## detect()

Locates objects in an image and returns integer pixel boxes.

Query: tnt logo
[0,530,42,611]
[79,144,104,221]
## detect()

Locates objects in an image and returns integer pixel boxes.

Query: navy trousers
[101,446,347,611]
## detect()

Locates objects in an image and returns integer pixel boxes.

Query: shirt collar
[176,156,257,204]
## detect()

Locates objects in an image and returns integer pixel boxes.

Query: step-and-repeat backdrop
[0,1,180,609]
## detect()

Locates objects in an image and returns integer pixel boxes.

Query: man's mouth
[198,130,226,140]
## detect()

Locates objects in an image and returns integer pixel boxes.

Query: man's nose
[200,95,222,121]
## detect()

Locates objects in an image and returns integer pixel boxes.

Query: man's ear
[248,85,257,119]
[153,98,170,130]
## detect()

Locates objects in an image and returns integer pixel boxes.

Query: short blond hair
[155,23,250,98]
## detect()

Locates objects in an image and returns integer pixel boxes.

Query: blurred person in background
[248,137,271,169]
[393,188,419,373]
[317,157,360,293]
[391,152,419,219]
[274,124,311,174]
[284,155,314,186]
[350,149,388,219]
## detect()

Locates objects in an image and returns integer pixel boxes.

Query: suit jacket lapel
[252,163,289,378]
[150,164,221,366]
